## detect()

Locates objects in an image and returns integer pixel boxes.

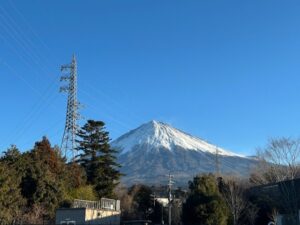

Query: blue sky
[1,0,300,155]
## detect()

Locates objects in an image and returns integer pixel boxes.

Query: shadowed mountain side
[117,145,258,186]
[111,120,258,186]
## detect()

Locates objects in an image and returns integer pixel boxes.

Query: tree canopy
[76,120,122,198]
[182,174,229,225]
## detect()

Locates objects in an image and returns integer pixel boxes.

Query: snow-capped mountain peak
[111,120,244,157]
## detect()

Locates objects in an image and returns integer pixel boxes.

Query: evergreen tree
[0,161,25,224]
[1,145,22,165]
[182,174,229,225]
[130,184,153,219]
[20,137,67,221]
[0,137,97,223]
[76,120,122,198]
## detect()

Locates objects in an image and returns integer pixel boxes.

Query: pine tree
[76,120,122,198]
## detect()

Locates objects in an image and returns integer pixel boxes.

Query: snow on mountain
[111,120,244,157]
[111,120,257,185]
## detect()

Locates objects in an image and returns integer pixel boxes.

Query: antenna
[60,55,80,161]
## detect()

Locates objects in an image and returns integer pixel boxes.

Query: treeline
[114,174,265,225]
[115,174,280,225]
[0,120,122,224]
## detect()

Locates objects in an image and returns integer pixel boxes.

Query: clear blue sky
[1,0,300,156]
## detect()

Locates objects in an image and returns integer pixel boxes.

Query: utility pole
[60,55,80,161]
[215,146,221,176]
[161,203,164,225]
[150,193,156,207]
[167,173,174,225]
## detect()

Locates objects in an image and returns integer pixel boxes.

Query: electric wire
[0,4,63,146]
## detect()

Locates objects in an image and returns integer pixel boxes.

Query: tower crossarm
[61,64,72,71]
[60,76,70,81]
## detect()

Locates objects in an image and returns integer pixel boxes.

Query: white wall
[56,208,121,225]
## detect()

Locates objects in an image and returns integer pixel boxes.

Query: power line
[0,4,53,73]
[78,88,132,130]
[0,5,62,146]
[8,0,58,65]
[81,80,145,124]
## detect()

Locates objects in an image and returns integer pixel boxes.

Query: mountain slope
[111,120,257,185]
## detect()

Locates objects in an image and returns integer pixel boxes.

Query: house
[56,198,121,225]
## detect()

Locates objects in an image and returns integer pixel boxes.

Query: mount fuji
[111,120,257,186]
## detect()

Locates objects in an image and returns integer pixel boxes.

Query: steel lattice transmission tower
[60,55,80,160]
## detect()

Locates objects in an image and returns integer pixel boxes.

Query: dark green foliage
[0,119,123,223]
[0,137,88,223]
[1,145,21,165]
[20,137,67,219]
[150,201,168,224]
[0,161,25,224]
[76,120,122,198]
[118,184,181,224]
[118,184,159,221]
[130,184,153,219]
[182,174,229,225]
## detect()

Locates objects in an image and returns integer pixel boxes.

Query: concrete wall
[56,208,86,224]
[85,208,120,225]
[56,208,121,225]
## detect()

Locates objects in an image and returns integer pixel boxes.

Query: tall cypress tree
[76,120,122,198]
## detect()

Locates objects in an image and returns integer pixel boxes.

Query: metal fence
[72,198,120,211]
